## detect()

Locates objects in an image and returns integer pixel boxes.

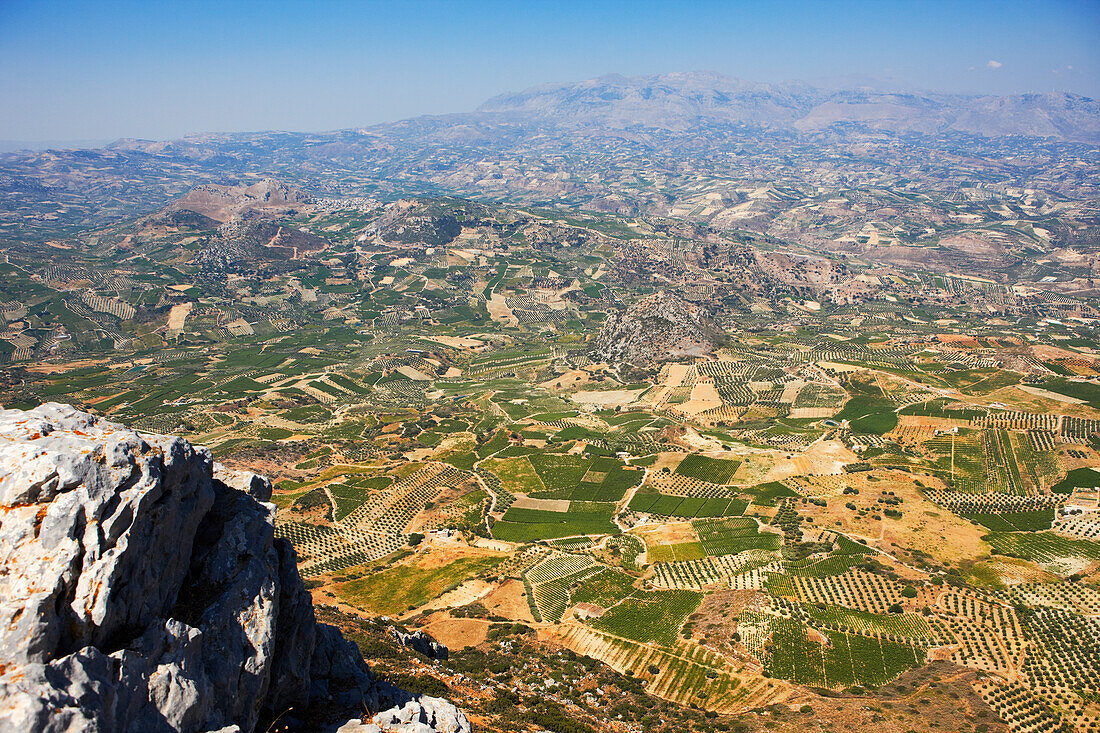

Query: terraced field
[549,624,791,713]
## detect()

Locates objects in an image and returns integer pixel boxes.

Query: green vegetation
[493,505,618,542]
[1051,467,1100,494]
[1042,378,1100,409]
[673,454,742,484]
[693,517,781,556]
[765,617,925,688]
[963,510,1053,532]
[985,531,1100,563]
[835,391,897,435]
[628,492,746,518]
[336,555,503,615]
[590,589,702,646]
[570,568,636,608]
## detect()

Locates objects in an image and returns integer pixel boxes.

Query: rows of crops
[589,589,703,646]
[694,517,782,556]
[629,492,748,518]
[764,617,926,688]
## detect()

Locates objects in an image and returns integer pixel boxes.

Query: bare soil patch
[630,521,699,547]
[480,579,535,623]
[423,615,490,649]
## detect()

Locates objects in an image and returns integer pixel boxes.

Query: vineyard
[628,491,748,518]
[674,454,743,484]
[649,550,780,590]
[589,588,704,646]
[772,597,938,644]
[694,517,783,556]
[549,624,791,714]
[764,617,926,688]
[524,553,602,622]
[275,461,465,576]
[984,531,1100,571]
[492,503,619,542]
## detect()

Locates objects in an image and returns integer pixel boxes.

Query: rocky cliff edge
[0,403,470,733]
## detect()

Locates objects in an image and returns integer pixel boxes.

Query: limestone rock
[0,403,469,733]
[387,628,449,660]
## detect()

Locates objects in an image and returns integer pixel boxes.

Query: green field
[628,492,747,518]
[985,531,1100,563]
[1052,467,1100,494]
[743,481,799,506]
[694,517,781,556]
[963,510,1053,532]
[674,454,742,484]
[765,617,925,688]
[589,589,703,646]
[835,393,898,435]
[1042,378,1100,409]
[492,504,618,541]
[569,567,637,608]
[336,555,502,615]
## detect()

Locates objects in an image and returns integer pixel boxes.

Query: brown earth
[422,614,491,649]
[797,471,990,566]
[480,578,535,623]
[754,662,1009,733]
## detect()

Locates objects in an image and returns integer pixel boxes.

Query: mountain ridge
[477,71,1100,140]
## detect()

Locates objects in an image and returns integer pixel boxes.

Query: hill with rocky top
[593,290,727,365]
[168,178,311,223]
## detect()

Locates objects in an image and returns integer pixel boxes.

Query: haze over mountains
[479,72,1100,140]
[2,71,1098,239]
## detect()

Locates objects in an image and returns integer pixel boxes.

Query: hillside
[168,177,312,222]
[593,290,727,365]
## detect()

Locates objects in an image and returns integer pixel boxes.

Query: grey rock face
[335,691,470,733]
[387,628,449,661]
[0,403,469,733]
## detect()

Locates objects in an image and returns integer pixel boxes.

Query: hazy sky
[1,0,1097,142]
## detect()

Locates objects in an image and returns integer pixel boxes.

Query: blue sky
[1,0,1097,141]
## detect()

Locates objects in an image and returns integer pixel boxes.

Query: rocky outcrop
[0,403,469,733]
[387,627,448,661]
[168,178,311,223]
[592,290,726,365]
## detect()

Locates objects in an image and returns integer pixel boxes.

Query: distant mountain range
[478,72,1100,141]
[1,72,1097,237]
